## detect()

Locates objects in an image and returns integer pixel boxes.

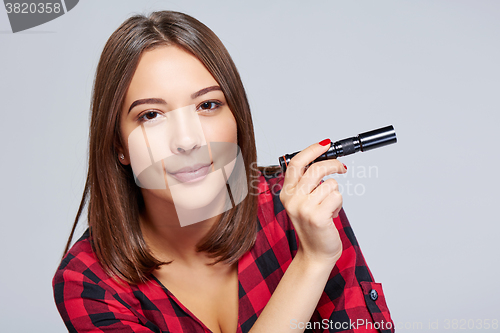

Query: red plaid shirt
[53,172,394,332]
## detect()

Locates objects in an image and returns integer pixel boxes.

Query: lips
[167,162,212,183]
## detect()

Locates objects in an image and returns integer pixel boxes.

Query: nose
[169,107,205,155]
[171,126,203,155]
[176,143,198,154]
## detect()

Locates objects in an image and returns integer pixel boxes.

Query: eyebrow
[191,85,222,99]
[128,85,222,114]
[128,98,166,114]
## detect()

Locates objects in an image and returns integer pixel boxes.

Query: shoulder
[52,230,159,330]
[251,169,298,257]
[254,168,288,227]
[53,229,108,287]
[53,230,96,283]
[52,229,133,307]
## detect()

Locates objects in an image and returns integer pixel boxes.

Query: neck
[139,189,226,265]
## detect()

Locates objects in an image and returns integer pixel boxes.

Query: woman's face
[119,46,239,226]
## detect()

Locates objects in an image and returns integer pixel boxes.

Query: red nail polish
[342,163,347,170]
[319,138,331,146]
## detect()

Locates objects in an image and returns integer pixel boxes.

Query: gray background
[1,0,499,332]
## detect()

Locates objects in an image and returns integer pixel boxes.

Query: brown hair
[62,10,282,284]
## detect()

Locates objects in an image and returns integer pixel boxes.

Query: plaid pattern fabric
[53,172,394,332]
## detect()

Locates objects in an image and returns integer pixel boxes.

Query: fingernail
[319,138,331,146]
[342,163,347,170]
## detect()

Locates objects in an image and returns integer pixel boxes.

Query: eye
[197,100,222,113]
[138,111,160,122]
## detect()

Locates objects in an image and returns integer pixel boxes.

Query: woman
[53,10,394,333]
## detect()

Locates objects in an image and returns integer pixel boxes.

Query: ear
[117,151,130,165]
[115,143,130,166]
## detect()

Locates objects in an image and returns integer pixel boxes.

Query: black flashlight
[279,125,397,172]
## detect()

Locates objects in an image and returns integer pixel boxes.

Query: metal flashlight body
[279,125,397,172]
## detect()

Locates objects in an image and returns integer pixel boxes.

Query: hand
[279,139,347,267]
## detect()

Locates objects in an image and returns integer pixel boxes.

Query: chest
[154,262,239,333]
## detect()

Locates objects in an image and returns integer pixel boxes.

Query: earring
[120,154,125,160]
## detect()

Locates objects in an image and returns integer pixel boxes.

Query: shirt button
[369,289,378,301]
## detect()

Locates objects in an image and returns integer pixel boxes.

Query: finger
[308,178,339,205]
[317,190,343,218]
[297,159,347,195]
[284,139,332,188]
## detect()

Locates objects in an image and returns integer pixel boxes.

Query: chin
[169,172,233,226]
[168,170,227,207]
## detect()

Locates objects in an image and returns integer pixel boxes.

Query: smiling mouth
[167,162,213,183]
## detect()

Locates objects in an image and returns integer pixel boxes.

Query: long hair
[62,10,282,284]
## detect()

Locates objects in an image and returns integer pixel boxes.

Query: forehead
[124,46,218,104]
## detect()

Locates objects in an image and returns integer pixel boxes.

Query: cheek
[121,122,168,190]
[127,125,151,174]
[223,117,238,144]
[203,112,238,144]
[120,120,136,156]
